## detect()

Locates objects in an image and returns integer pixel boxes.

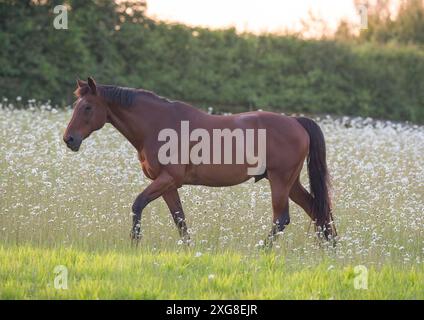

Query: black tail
[296,117,337,240]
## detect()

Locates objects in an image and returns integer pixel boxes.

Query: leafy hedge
[1,1,423,123]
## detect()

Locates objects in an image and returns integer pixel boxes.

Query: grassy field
[0,103,423,299]
[1,245,423,299]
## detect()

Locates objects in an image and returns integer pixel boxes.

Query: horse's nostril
[64,135,74,144]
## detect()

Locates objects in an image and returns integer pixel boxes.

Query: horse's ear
[76,79,86,88]
[87,77,97,95]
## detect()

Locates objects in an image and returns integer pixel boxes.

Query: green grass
[1,245,423,299]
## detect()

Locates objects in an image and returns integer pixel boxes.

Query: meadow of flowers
[0,101,423,299]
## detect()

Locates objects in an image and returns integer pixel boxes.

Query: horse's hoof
[184,238,193,247]
[130,238,141,247]
[259,238,273,251]
[130,230,142,245]
[328,236,337,248]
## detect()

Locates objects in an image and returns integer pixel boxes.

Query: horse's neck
[106,103,146,151]
[105,94,205,151]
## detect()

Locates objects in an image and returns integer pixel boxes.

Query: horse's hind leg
[289,177,314,221]
[162,189,190,243]
[265,171,291,247]
[290,177,337,244]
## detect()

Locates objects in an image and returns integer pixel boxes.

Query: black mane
[98,85,173,107]
[98,85,138,107]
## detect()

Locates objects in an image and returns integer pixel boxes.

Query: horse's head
[63,77,108,152]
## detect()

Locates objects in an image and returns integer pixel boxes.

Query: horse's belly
[183,164,250,187]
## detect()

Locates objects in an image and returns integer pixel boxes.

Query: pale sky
[146,0,361,34]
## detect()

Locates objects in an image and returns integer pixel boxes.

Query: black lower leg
[275,211,290,232]
[172,211,189,240]
[266,208,290,246]
[130,195,149,241]
[131,212,141,241]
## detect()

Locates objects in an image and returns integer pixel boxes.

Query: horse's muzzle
[63,134,82,152]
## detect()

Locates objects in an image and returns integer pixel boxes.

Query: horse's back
[190,111,310,180]
[232,111,310,172]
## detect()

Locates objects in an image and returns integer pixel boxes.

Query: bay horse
[63,77,337,246]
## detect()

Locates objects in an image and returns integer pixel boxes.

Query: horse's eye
[85,105,92,112]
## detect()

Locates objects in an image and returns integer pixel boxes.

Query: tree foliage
[1,0,423,123]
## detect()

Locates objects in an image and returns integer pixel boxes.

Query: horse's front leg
[131,171,176,243]
[162,189,190,243]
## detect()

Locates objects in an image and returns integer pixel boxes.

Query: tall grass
[0,103,423,298]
